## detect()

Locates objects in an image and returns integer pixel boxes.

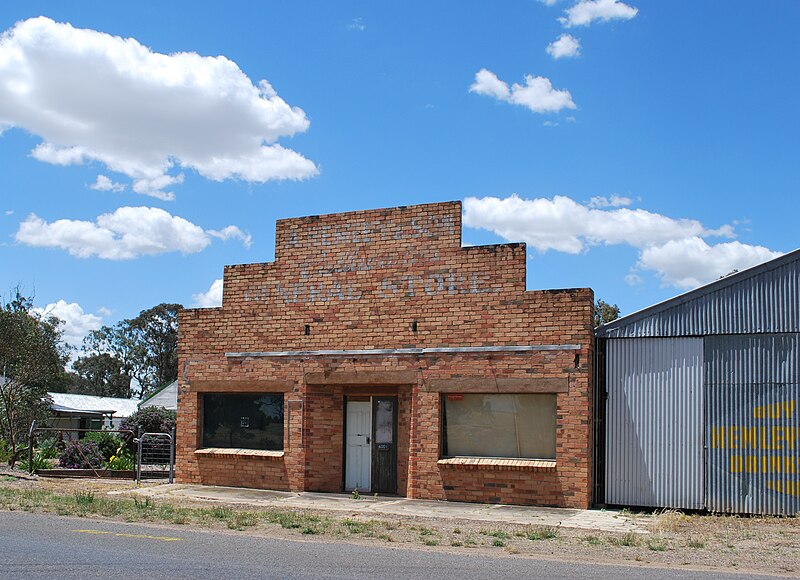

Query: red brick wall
[177,201,594,508]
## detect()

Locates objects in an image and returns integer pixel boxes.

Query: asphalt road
[0,511,780,580]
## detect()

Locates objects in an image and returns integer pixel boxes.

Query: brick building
[177,201,595,508]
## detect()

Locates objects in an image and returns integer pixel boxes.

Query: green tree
[0,290,69,466]
[83,303,181,399]
[594,299,621,328]
[69,353,131,398]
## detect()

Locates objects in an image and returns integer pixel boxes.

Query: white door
[345,401,371,492]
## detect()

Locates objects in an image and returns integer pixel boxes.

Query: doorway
[344,396,397,494]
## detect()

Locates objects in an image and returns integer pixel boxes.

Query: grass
[481,529,510,540]
[584,535,604,546]
[492,539,506,547]
[609,532,640,547]
[527,526,559,540]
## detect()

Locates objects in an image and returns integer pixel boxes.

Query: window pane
[202,394,284,450]
[443,394,556,459]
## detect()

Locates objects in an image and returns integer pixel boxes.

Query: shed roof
[48,392,139,418]
[597,247,800,339]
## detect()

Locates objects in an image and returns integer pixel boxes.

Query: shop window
[442,394,556,460]
[202,394,284,451]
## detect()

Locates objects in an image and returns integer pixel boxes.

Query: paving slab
[126,484,647,534]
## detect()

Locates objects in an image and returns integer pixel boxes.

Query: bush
[35,437,61,459]
[107,449,135,471]
[82,431,123,461]
[19,452,52,472]
[120,407,176,453]
[58,440,105,469]
[0,438,10,464]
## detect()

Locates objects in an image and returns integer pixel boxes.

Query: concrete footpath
[126,484,647,534]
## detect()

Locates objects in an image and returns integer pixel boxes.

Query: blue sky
[1,1,798,352]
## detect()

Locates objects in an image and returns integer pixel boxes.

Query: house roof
[48,392,139,417]
[596,247,800,338]
[138,379,177,407]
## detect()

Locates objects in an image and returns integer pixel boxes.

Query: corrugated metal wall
[705,334,800,515]
[599,253,800,338]
[605,338,705,509]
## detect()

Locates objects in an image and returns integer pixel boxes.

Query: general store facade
[176,201,595,508]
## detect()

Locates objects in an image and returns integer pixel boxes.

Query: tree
[0,290,69,466]
[594,299,621,328]
[69,353,131,398]
[83,303,181,399]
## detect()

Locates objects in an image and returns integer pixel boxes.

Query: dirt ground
[2,469,799,577]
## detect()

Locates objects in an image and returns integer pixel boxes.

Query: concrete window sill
[437,457,556,471]
[194,448,285,459]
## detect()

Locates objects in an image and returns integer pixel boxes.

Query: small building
[596,248,800,515]
[48,392,140,435]
[139,380,178,411]
[177,201,595,508]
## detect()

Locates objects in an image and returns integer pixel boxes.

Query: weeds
[73,490,95,506]
[492,539,506,547]
[527,526,559,541]
[610,532,640,547]
[481,529,510,540]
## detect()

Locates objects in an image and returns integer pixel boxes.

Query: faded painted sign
[707,384,800,514]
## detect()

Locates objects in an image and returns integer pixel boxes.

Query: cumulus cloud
[208,225,253,248]
[560,0,638,27]
[470,69,576,114]
[638,238,783,290]
[89,175,125,192]
[463,194,778,290]
[587,194,632,208]
[4,210,13,216]
[33,300,102,349]
[0,17,317,199]
[463,194,723,254]
[193,278,223,308]
[547,34,582,59]
[15,206,250,259]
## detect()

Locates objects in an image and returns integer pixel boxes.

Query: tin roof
[48,392,139,417]
[597,247,800,338]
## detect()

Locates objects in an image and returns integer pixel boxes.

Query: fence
[26,421,174,482]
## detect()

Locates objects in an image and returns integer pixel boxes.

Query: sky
[1,1,798,356]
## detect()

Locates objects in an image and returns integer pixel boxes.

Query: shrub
[35,437,61,459]
[58,440,104,469]
[19,452,52,472]
[82,431,123,461]
[107,450,135,471]
[0,438,10,464]
[120,407,176,453]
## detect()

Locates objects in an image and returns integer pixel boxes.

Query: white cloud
[470,69,576,114]
[463,194,721,254]
[543,120,559,127]
[624,272,643,286]
[207,225,253,248]
[97,306,113,317]
[0,17,317,199]
[4,210,13,216]
[547,34,582,59]
[463,194,778,290]
[347,18,366,31]
[33,300,102,349]
[638,238,783,289]
[587,194,632,208]
[193,278,223,308]
[89,174,125,192]
[560,0,638,27]
[15,206,250,259]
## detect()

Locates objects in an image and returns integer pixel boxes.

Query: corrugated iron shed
[597,248,800,338]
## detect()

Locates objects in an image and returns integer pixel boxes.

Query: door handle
[366,436,371,444]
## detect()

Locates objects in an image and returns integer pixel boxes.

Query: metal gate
[136,429,175,483]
